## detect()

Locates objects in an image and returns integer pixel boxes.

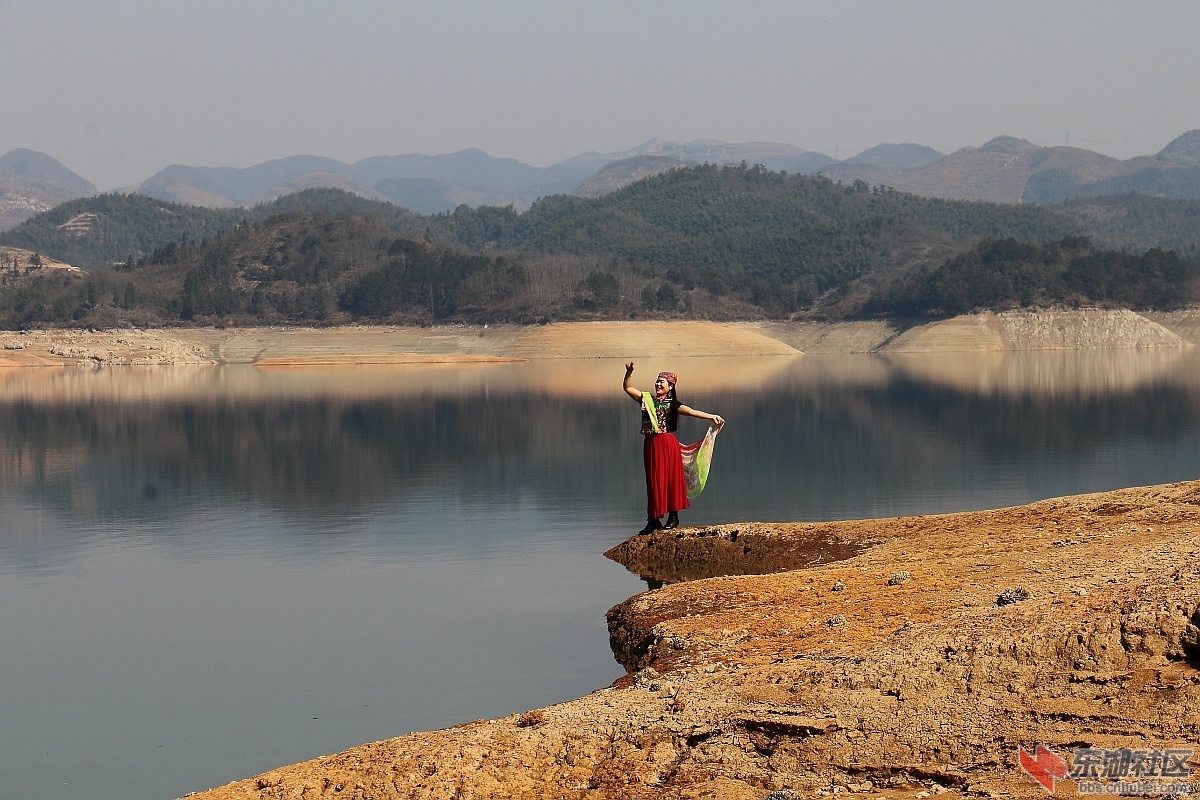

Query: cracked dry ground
[188,481,1200,800]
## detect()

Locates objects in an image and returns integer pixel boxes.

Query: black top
[640,393,681,433]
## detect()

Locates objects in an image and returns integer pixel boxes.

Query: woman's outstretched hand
[712,414,725,429]
[622,362,640,400]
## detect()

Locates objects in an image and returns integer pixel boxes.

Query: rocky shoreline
[185,481,1200,800]
[2,308,1200,369]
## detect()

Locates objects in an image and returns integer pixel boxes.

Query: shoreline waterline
[3,307,1200,369]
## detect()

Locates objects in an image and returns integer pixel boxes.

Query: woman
[623,362,725,534]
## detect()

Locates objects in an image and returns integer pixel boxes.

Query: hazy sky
[3,0,1198,190]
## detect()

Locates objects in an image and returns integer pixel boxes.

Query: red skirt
[643,432,690,520]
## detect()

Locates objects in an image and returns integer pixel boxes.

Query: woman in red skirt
[623,362,725,534]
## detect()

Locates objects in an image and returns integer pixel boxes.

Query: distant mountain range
[130,139,838,214]
[0,149,98,230]
[3,132,1200,231]
[822,133,1200,205]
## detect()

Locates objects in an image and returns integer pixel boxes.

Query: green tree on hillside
[866,237,1200,316]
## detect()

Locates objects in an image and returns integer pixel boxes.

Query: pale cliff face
[3,310,1197,372]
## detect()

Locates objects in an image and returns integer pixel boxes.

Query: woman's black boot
[638,518,662,535]
[663,511,680,530]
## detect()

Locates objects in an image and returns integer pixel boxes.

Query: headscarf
[657,371,678,389]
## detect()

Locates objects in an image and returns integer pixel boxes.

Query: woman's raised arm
[622,361,643,401]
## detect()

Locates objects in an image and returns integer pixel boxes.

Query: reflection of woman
[623,362,725,534]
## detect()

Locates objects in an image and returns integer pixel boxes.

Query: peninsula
[186,479,1200,799]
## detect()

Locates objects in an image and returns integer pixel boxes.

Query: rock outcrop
[185,481,1200,799]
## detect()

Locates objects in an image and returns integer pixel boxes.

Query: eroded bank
[187,480,1200,800]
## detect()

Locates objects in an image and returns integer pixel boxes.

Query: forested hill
[866,237,1200,317]
[0,210,485,329]
[1057,194,1200,253]
[0,193,243,268]
[0,189,427,269]
[425,164,1082,305]
[2,165,1200,329]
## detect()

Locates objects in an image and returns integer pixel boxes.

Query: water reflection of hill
[3,353,1200,546]
[706,352,1200,524]
[0,356,801,403]
[881,349,1200,396]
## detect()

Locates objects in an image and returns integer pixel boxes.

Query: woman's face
[654,375,673,398]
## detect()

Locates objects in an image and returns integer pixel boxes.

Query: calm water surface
[4,351,1200,799]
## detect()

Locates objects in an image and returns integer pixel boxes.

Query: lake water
[4,351,1200,800]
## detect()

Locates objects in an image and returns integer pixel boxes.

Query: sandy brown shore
[185,480,1200,800]
[0,321,800,368]
[2,308,1200,369]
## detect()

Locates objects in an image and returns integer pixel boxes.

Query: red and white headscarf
[657,371,678,388]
